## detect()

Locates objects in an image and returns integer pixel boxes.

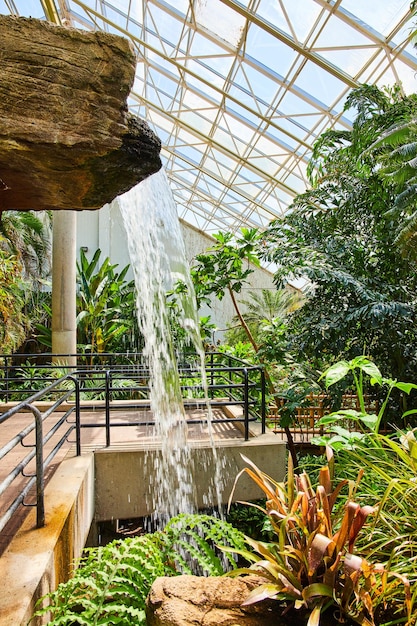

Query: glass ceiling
[1,0,417,234]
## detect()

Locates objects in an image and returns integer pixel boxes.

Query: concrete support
[0,454,95,626]
[94,435,287,521]
[51,210,77,365]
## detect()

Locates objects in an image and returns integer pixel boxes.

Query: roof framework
[1,0,417,234]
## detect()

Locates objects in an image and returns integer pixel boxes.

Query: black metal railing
[0,352,266,538]
[0,376,78,534]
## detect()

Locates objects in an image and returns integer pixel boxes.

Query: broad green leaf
[322,361,350,387]
[393,381,417,394]
[303,582,334,600]
[358,360,382,382]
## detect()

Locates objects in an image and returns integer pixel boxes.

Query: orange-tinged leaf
[316,485,332,536]
[327,478,349,512]
[348,505,375,552]
[308,534,335,577]
[319,466,332,494]
[333,501,359,552]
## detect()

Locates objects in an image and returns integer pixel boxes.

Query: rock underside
[0,15,162,211]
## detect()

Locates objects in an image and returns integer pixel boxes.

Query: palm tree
[0,210,52,284]
[365,118,417,257]
[226,287,304,345]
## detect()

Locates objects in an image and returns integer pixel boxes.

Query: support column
[51,210,77,366]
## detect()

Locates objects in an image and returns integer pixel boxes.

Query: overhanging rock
[0,15,162,211]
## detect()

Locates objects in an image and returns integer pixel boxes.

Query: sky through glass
[1,0,417,234]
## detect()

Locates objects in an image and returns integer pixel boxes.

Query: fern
[162,513,247,575]
[32,514,246,625]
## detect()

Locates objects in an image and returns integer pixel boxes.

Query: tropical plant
[261,85,417,394]
[190,228,302,467]
[36,249,142,355]
[313,356,417,450]
[0,247,28,352]
[0,210,51,284]
[33,513,246,626]
[226,499,273,542]
[0,210,52,353]
[191,228,263,351]
[364,117,417,258]
[225,453,412,626]
[76,248,141,355]
[225,287,304,347]
[333,430,417,625]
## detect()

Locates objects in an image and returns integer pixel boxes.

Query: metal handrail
[0,353,266,537]
[0,377,78,534]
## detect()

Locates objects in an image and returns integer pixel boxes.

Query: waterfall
[118,169,224,526]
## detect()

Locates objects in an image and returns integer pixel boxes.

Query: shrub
[32,513,246,625]
[225,452,412,626]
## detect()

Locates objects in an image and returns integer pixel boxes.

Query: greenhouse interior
[1,1,417,625]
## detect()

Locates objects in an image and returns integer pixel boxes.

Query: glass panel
[295,60,347,104]
[341,0,409,37]
[12,0,45,17]
[244,24,297,76]
[194,0,246,48]
[257,0,322,44]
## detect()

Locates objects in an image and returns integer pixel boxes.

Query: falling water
[118,169,223,525]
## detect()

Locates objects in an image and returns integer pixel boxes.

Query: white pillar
[51,210,77,366]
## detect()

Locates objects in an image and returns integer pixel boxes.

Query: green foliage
[0,246,28,352]
[364,113,417,258]
[225,287,303,352]
[32,513,246,626]
[226,499,274,542]
[160,513,247,576]
[262,86,417,397]
[76,249,141,355]
[34,249,141,354]
[0,211,52,353]
[313,357,417,449]
[191,228,261,308]
[0,210,51,283]
[33,534,164,625]
[226,453,412,626]
[190,231,307,465]
[334,431,417,624]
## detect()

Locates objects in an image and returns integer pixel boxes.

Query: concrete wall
[94,434,287,522]
[76,201,276,341]
[0,454,94,626]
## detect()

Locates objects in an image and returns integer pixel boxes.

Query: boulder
[146,574,288,626]
[0,15,162,211]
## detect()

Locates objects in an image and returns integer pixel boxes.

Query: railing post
[243,368,249,441]
[105,370,111,447]
[21,403,45,528]
[261,367,266,434]
[34,405,45,528]
[75,377,81,456]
